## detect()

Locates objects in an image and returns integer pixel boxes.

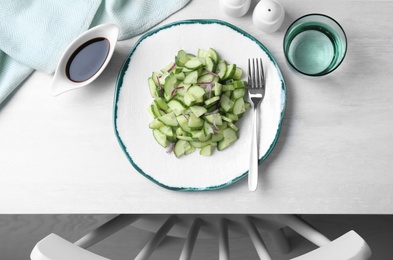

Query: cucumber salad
[147,48,250,158]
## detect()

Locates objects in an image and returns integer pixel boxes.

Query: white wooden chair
[30,214,372,260]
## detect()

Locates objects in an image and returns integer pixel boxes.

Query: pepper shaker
[252,0,285,33]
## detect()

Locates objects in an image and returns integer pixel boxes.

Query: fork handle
[248,106,259,191]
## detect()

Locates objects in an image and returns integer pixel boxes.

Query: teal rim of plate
[113,19,287,191]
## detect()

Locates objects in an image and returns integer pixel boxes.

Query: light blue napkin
[0,0,190,104]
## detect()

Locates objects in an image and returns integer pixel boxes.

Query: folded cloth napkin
[0,0,190,104]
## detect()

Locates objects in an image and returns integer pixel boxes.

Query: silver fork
[247,58,265,191]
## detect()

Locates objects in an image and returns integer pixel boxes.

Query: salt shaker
[252,0,285,33]
[219,0,251,18]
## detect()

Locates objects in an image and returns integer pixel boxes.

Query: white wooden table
[1,0,392,214]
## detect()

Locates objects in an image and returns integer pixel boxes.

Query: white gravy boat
[50,24,119,96]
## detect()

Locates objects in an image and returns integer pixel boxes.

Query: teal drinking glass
[283,14,347,76]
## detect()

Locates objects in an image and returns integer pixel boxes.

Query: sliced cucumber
[185,58,203,70]
[221,115,233,123]
[159,125,175,139]
[192,129,211,142]
[244,102,251,110]
[232,88,246,100]
[148,77,158,98]
[204,96,220,108]
[149,118,164,129]
[225,113,239,121]
[205,113,223,126]
[190,105,207,117]
[174,140,191,158]
[153,129,168,148]
[188,113,204,129]
[154,97,170,111]
[190,140,211,148]
[200,144,214,156]
[176,115,192,133]
[147,102,161,118]
[185,145,196,155]
[197,73,215,83]
[175,49,190,67]
[187,85,205,101]
[223,64,236,80]
[167,99,186,116]
[211,132,224,142]
[175,127,185,136]
[220,94,234,112]
[187,53,196,59]
[222,84,235,92]
[177,135,194,142]
[234,80,246,89]
[161,62,176,73]
[232,67,243,80]
[205,57,216,72]
[216,60,227,79]
[218,138,233,151]
[184,92,196,107]
[208,48,219,63]
[175,72,185,81]
[197,49,209,59]
[158,112,178,126]
[233,98,246,115]
[214,82,222,96]
[223,127,238,141]
[227,122,239,132]
[184,70,199,84]
[217,128,238,151]
[152,72,161,86]
[163,74,178,101]
[182,67,194,74]
[147,48,250,157]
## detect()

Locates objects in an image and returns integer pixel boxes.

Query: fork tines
[248,58,265,90]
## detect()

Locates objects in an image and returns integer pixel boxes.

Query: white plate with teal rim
[114,19,286,191]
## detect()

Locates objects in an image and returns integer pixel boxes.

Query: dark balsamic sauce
[66,37,110,82]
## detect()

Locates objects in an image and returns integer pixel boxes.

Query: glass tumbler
[283,14,347,76]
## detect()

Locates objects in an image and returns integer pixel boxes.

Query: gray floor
[1,215,392,259]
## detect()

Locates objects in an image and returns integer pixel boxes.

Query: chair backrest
[30,233,109,260]
[290,230,372,260]
[30,214,372,260]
